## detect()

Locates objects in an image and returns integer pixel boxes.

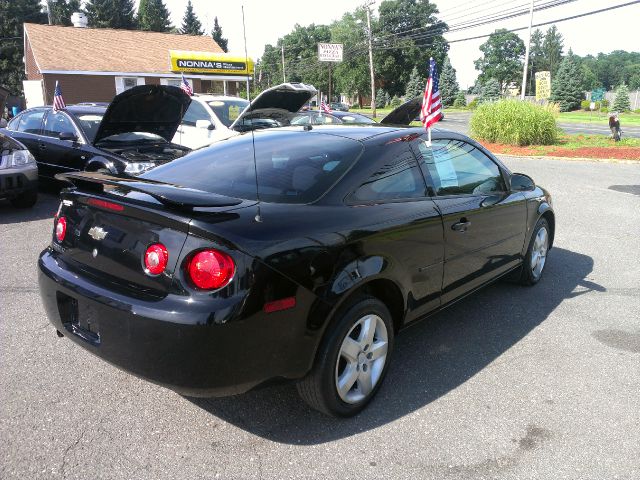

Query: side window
[42,111,76,138]
[349,149,426,203]
[16,110,45,134]
[417,139,506,196]
[182,101,212,127]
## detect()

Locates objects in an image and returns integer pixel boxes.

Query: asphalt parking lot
[1,157,639,480]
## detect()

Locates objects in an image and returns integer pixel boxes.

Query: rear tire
[10,189,37,208]
[519,217,550,286]
[297,296,394,417]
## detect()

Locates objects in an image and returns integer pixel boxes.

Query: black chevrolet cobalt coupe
[38,123,554,417]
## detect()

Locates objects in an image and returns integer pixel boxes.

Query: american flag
[419,58,442,130]
[52,81,66,112]
[320,100,331,113]
[180,73,193,96]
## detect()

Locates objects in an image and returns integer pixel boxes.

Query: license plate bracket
[57,292,101,346]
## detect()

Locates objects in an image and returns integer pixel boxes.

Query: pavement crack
[60,426,87,477]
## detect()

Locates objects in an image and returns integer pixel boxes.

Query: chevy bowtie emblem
[88,226,108,241]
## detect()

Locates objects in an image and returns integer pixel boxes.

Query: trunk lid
[53,172,249,299]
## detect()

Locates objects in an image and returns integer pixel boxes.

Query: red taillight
[144,243,168,276]
[55,217,67,242]
[87,198,124,212]
[187,249,235,290]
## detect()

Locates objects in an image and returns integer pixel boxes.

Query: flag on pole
[419,58,442,131]
[52,81,66,112]
[320,100,331,113]
[180,73,193,96]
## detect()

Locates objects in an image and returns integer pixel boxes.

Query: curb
[495,153,640,164]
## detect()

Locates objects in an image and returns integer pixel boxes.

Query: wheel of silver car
[335,313,388,404]
[530,225,548,280]
[520,217,550,286]
[297,295,394,417]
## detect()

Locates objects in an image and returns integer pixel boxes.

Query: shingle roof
[24,23,223,74]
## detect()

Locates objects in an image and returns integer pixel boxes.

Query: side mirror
[195,119,215,130]
[59,131,78,142]
[511,173,535,192]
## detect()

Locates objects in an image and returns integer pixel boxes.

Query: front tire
[519,217,550,285]
[297,296,394,417]
[10,189,37,208]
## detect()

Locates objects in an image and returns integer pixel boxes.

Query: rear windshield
[141,131,362,204]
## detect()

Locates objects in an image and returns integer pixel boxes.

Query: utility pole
[281,45,286,83]
[365,1,376,118]
[520,0,534,100]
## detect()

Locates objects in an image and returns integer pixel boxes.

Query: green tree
[440,56,459,107]
[405,66,424,99]
[526,28,544,95]
[137,0,172,32]
[211,17,228,52]
[474,29,525,93]
[542,25,563,79]
[375,0,449,97]
[375,88,388,108]
[478,78,501,103]
[0,0,46,95]
[180,0,203,35]
[612,83,631,112]
[85,0,136,29]
[46,0,81,26]
[453,91,466,108]
[550,51,583,112]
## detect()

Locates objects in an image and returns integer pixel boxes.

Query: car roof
[19,105,106,116]
[193,95,249,102]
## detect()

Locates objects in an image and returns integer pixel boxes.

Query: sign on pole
[590,88,605,102]
[535,71,551,101]
[318,43,343,62]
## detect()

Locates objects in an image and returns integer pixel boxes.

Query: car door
[175,100,216,149]
[6,109,46,161]
[346,144,444,321]
[412,136,527,304]
[39,110,86,178]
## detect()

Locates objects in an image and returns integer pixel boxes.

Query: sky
[152,0,639,88]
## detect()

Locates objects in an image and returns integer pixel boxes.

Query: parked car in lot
[330,102,349,111]
[2,85,192,179]
[173,82,317,149]
[0,131,38,207]
[38,100,554,417]
[290,110,377,126]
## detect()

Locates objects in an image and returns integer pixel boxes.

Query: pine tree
[137,0,171,32]
[453,91,466,108]
[0,0,46,95]
[612,83,631,112]
[86,0,136,29]
[46,0,81,26]
[211,17,228,52]
[180,0,203,35]
[549,51,583,112]
[405,66,425,100]
[439,56,459,107]
[542,25,564,79]
[375,89,387,108]
[479,78,501,103]
[527,28,544,95]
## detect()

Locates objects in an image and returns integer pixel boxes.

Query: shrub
[467,98,479,110]
[581,100,591,111]
[600,106,609,113]
[635,108,640,114]
[612,84,631,112]
[390,96,402,108]
[601,99,609,108]
[470,99,558,146]
[453,91,466,108]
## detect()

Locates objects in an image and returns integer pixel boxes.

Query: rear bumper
[38,248,317,397]
[0,164,38,199]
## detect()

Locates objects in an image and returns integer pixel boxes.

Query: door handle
[451,219,471,232]
[39,143,46,149]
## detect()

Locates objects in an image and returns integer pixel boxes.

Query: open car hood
[93,85,191,144]
[380,96,422,126]
[230,82,317,131]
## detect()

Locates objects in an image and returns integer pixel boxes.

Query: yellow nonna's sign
[169,50,254,75]
[535,71,551,101]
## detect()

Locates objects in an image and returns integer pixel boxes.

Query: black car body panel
[0,132,38,201]
[93,85,191,143]
[38,125,554,397]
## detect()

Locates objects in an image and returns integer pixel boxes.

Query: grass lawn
[479,134,640,160]
[557,111,640,126]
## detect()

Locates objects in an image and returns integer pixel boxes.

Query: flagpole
[427,126,431,146]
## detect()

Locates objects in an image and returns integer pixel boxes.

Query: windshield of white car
[207,99,250,127]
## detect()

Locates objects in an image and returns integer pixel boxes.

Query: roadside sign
[535,71,551,101]
[591,88,605,101]
[590,102,596,111]
[318,43,343,62]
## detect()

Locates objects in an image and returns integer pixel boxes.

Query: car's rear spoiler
[380,97,422,126]
[55,172,242,209]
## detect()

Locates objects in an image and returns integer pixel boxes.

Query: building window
[161,78,192,90]
[115,76,145,94]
